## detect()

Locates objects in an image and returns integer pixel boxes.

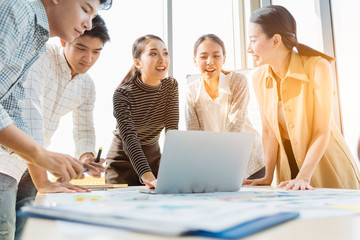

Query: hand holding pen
[95,147,102,163]
[82,147,106,178]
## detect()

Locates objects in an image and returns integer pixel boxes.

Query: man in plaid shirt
[14,14,110,239]
[0,1,112,240]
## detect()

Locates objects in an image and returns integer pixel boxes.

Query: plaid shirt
[0,0,49,180]
[0,0,49,132]
[23,43,96,159]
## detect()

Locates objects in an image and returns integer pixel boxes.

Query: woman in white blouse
[185,34,265,179]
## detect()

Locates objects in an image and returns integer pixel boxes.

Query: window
[271,0,324,52]
[47,0,263,156]
[331,0,360,159]
[172,0,237,129]
[48,0,165,155]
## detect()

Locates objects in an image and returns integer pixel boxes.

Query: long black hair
[119,34,165,87]
[250,5,334,62]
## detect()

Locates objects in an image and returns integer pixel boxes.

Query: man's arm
[0,124,84,181]
[0,2,85,182]
[27,163,92,193]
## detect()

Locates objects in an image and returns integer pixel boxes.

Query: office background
[47,0,360,165]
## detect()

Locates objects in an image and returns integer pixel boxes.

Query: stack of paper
[19,187,299,239]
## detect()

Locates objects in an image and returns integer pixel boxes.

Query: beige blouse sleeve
[185,81,201,130]
[226,73,250,132]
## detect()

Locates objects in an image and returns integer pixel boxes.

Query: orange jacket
[253,51,360,189]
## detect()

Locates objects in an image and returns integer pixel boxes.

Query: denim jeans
[14,170,37,240]
[0,173,17,240]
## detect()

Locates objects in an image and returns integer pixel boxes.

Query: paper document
[20,186,360,239]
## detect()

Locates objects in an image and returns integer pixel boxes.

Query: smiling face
[247,22,275,65]
[62,35,104,78]
[134,38,170,84]
[48,0,100,42]
[194,39,226,81]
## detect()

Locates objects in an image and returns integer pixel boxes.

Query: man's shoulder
[0,0,33,42]
[0,0,33,18]
[28,44,59,75]
[45,43,61,54]
[41,43,63,62]
[0,0,33,28]
[76,73,96,91]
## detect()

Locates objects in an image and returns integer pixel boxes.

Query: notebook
[141,130,255,194]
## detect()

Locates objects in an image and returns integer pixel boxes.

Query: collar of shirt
[29,0,50,38]
[264,51,310,88]
[134,76,162,92]
[55,45,73,78]
[195,72,232,102]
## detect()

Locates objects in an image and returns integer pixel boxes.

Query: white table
[22,187,360,240]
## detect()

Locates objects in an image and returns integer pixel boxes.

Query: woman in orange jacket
[244,5,360,190]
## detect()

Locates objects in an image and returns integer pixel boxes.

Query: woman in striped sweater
[185,34,265,179]
[105,35,179,188]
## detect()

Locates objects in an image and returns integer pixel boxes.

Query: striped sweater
[113,76,179,177]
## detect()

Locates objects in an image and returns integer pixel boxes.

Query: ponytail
[280,30,334,62]
[296,43,334,62]
[118,65,140,88]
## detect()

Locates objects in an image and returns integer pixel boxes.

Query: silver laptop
[141,130,255,194]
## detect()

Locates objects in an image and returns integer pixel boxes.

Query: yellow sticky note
[331,205,360,211]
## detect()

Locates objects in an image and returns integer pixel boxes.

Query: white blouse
[186,72,265,177]
[199,73,230,132]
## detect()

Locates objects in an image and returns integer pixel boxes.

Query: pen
[95,147,102,163]
[83,147,103,173]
